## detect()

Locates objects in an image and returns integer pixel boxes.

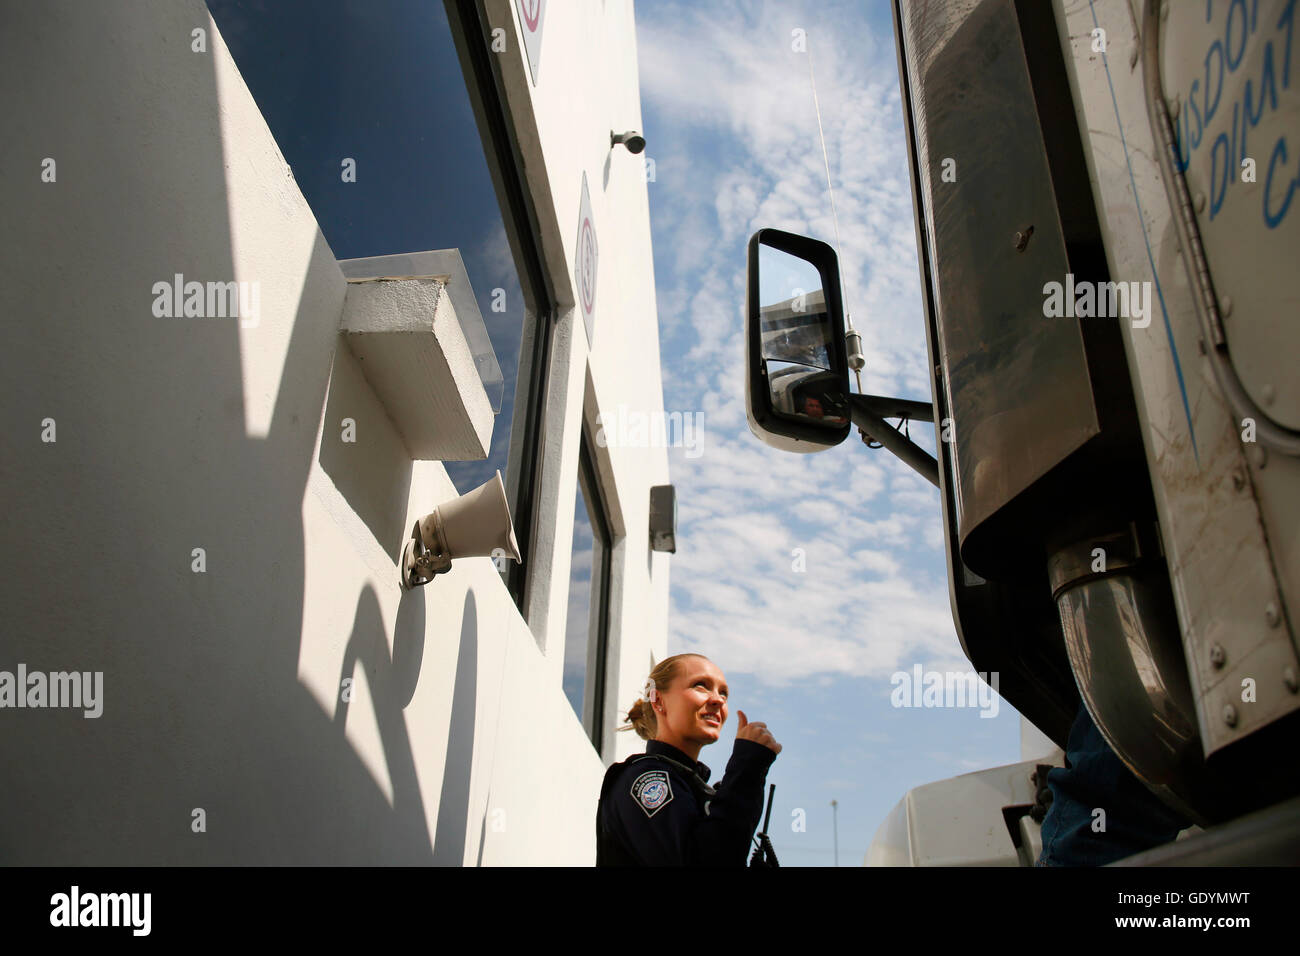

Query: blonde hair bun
[616,653,711,740]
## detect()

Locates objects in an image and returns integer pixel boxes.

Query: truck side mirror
[745,228,851,452]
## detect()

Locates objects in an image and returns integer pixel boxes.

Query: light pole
[830,799,839,867]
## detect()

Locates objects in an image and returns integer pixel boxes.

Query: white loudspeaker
[401,471,521,589]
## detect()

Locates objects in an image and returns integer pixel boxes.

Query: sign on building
[514,0,545,85]
[575,172,599,347]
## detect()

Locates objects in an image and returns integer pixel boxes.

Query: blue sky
[633,0,1026,865]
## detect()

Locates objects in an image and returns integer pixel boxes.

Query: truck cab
[745,0,1300,864]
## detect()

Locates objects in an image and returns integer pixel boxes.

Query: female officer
[596,653,781,866]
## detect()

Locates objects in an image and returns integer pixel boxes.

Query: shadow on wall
[0,0,481,864]
[330,587,484,865]
[433,590,477,865]
[318,340,415,554]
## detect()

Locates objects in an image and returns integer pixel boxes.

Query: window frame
[575,425,614,752]
[445,0,558,616]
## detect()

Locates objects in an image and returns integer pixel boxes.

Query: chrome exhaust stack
[1048,525,1215,825]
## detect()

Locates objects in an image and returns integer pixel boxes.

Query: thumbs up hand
[735,709,781,754]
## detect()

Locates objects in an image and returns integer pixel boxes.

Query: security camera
[611,130,646,154]
[401,471,521,589]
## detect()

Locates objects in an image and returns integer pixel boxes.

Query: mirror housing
[745,228,851,453]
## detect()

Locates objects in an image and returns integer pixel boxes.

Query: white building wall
[0,0,666,864]
[487,0,673,761]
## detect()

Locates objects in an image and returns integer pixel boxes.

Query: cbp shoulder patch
[630,769,673,818]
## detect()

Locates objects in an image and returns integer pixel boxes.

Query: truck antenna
[808,37,866,394]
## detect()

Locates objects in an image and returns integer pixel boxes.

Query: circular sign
[579,215,597,316]
[521,0,541,31]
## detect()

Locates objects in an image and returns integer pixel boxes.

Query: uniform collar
[646,739,711,783]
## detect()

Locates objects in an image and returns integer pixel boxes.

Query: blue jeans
[1037,704,1191,866]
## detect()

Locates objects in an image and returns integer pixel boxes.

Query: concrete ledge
[339,278,493,460]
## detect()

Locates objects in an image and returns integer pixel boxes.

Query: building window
[563,430,612,751]
[205,0,555,614]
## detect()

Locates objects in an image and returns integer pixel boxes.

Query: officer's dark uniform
[596,738,776,866]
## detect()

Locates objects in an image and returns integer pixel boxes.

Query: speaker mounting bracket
[401,513,453,590]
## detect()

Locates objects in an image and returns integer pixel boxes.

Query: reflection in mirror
[766,362,850,424]
[758,244,847,426]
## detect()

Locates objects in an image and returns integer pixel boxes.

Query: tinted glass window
[206,0,526,499]
[563,440,611,750]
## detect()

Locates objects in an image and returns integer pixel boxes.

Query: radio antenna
[808,37,865,393]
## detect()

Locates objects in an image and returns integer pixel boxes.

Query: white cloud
[637,1,962,691]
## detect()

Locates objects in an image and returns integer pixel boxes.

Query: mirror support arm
[853,394,934,424]
[848,393,940,488]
